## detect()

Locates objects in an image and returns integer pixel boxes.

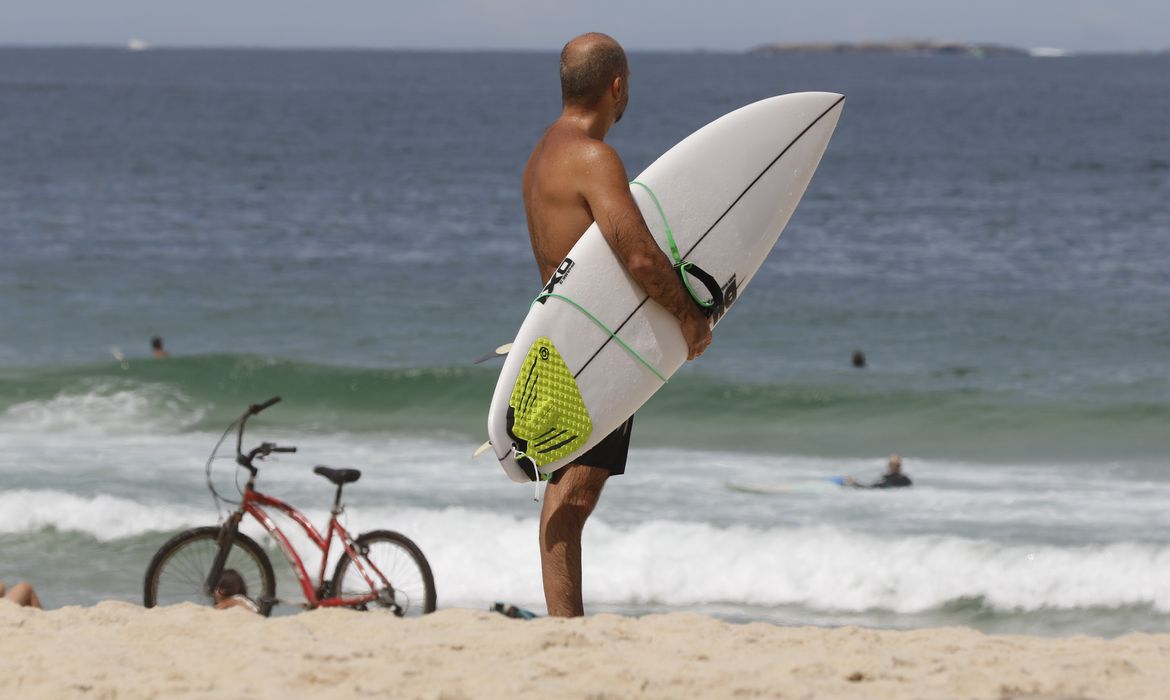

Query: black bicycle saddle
[313,465,362,485]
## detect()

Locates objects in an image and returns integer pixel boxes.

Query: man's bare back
[523,123,625,281]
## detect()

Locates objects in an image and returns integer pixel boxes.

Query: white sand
[2,601,1167,699]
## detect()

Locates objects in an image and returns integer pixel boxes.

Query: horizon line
[0,40,1166,56]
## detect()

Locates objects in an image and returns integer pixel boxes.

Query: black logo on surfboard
[708,275,739,325]
[537,258,575,302]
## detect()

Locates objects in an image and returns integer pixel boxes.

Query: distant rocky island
[751,40,1031,57]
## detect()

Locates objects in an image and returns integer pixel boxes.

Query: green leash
[630,180,682,264]
[533,293,667,383]
[630,180,717,309]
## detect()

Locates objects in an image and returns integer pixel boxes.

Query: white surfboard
[487,92,845,483]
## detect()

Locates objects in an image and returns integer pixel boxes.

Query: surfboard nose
[752,91,845,136]
[799,92,845,152]
[814,92,846,128]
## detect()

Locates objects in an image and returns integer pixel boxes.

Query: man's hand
[680,306,712,360]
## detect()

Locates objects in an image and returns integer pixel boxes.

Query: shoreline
[3,601,1168,699]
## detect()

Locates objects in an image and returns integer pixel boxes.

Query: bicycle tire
[143,526,277,616]
[330,530,436,616]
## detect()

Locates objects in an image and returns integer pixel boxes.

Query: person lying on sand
[212,569,259,613]
[844,454,913,489]
[0,580,43,608]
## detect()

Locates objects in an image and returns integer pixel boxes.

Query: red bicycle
[143,397,436,616]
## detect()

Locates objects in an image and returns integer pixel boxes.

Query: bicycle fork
[204,510,244,596]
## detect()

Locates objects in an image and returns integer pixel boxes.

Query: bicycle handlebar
[250,396,282,415]
[208,398,296,507]
[233,399,295,472]
[239,442,297,467]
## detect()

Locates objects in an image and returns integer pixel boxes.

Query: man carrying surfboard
[522,32,712,617]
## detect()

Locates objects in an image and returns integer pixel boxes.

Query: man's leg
[539,463,609,617]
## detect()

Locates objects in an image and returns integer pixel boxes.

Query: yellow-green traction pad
[508,337,592,467]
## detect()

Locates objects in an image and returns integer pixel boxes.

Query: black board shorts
[552,416,634,481]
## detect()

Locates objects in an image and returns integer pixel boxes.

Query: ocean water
[1,48,1168,636]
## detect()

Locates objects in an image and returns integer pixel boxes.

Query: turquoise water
[1,48,1168,634]
[2,355,1167,462]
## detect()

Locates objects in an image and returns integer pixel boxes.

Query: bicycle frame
[201,396,400,612]
[235,486,389,608]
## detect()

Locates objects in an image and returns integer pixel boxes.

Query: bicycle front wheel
[143,526,277,616]
[331,530,436,616]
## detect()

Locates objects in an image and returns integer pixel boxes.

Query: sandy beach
[2,602,1167,699]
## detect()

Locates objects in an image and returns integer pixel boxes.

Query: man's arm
[579,143,712,360]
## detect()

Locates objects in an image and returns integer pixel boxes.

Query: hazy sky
[3,0,1168,53]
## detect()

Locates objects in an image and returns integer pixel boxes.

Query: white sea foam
[0,489,206,540]
[408,511,1170,614]
[0,381,205,437]
[6,491,1170,614]
[575,520,1170,614]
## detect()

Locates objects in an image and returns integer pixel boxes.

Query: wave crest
[0,379,205,436]
[8,495,1170,615]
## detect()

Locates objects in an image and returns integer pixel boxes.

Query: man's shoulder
[542,123,620,165]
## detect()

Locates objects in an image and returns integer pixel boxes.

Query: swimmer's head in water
[887,454,903,473]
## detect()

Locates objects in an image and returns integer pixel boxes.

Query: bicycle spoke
[145,528,276,615]
[331,531,435,616]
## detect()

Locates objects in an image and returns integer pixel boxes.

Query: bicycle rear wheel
[143,526,276,616]
[331,530,436,616]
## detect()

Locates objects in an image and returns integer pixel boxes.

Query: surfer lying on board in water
[844,454,913,489]
[522,32,712,617]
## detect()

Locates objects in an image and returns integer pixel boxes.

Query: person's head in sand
[151,336,168,359]
[887,454,903,474]
[560,32,629,126]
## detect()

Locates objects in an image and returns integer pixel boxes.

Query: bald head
[560,33,628,107]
